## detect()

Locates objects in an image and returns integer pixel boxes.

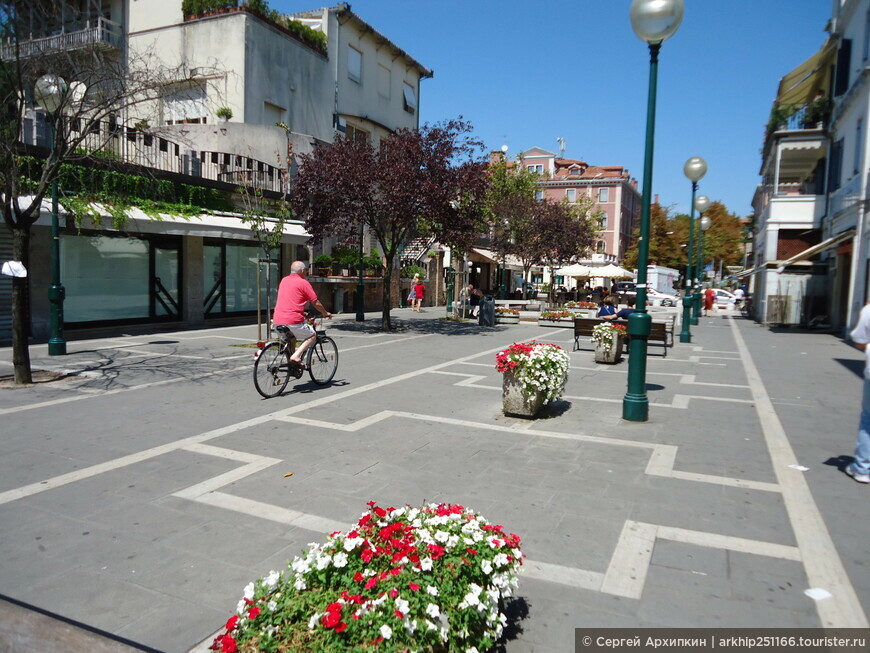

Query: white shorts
[277,322,315,341]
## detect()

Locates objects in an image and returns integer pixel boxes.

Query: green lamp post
[693,194,710,320]
[680,156,706,342]
[34,74,68,356]
[624,0,684,422]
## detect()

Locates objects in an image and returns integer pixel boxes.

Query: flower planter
[502,369,546,417]
[495,315,519,324]
[594,336,624,364]
[537,318,573,328]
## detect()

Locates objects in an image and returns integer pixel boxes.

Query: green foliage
[17,155,228,230]
[330,245,359,268]
[363,249,383,272]
[215,106,233,119]
[314,253,333,267]
[400,263,426,279]
[181,0,327,51]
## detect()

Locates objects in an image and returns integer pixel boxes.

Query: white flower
[420,557,433,571]
[294,577,307,590]
[434,530,450,543]
[493,553,509,567]
[480,559,493,574]
[380,624,392,640]
[243,582,255,600]
[263,570,280,588]
[425,603,440,618]
[333,552,348,568]
[467,648,480,653]
[395,597,410,615]
[315,554,330,570]
[426,585,439,596]
[308,612,321,630]
[343,537,363,551]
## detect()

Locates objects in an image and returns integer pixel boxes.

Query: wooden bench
[573,317,671,356]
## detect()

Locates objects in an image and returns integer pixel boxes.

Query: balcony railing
[1,16,122,60]
[25,114,284,193]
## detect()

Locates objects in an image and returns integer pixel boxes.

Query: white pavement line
[0,412,279,506]
[172,458,282,500]
[692,347,739,355]
[600,520,658,599]
[521,559,604,591]
[656,525,801,561]
[189,492,349,534]
[0,364,250,416]
[338,333,432,353]
[180,442,272,464]
[644,445,780,492]
[730,319,869,628]
[111,347,228,361]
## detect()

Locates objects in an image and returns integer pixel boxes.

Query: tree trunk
[381,253,394,331]
[11,226,32,384]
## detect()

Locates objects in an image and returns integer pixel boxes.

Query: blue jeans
[850,378,870,475]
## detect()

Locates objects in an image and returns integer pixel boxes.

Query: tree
[623,202,685,271]
[1,0,201,383]
[698,201,745,270]
[292,119,489,330]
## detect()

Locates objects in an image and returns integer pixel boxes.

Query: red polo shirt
[273,273,318,324]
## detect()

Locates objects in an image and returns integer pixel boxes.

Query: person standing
[413,279,426,312]
[733,286,745,311]
[703,287,715,316]
[273,261,332,372]
[407,273,420,308]
[846,301,870,483]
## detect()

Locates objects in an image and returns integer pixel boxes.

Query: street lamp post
[692,194,710,321]
[34,74,68,356]
[680,156,706,342]
[624,0,684,423]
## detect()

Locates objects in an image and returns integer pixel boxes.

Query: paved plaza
[0,308,868,652]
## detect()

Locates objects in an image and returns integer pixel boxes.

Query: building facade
[1,0,430,343]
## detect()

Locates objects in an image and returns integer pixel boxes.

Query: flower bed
[495,307,519,316]
[210,502,523,652]
[495,341,569,403]
[539,310,573,320]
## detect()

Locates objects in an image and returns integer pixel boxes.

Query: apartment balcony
[23,113,285,194]
[1,15,122,61]
[756,188,825,228]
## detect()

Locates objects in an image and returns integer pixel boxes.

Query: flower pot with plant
[209,501,523,653]
[216,106,233,122]
[591,322,627,364]
[496,341,569,417]
[538,309,574,327]
[314,254,332,277]
[495,307,520,324]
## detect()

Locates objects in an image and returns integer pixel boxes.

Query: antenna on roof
[557,137,566,158]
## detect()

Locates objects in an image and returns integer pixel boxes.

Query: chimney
[654,194,659,205]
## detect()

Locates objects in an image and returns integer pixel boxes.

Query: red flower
[335,622,348,633]
[408,582,420,591]
[364,577,378,590]
[361,548,374,563]
[225,615,239,631]
[218,634,237,653]
[247,606,260,620]
[389,588,399,598]
[354,571,364,583]
[322,610,341,629]
[395,609,404,619]
[466,548,477,555]
[326,602,343,614]
[374,506,387,518]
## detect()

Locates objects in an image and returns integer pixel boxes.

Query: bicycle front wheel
[254,341,291,398]
[307,336,338,385]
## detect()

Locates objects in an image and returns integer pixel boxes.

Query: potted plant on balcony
[216,106,233,123]
[802,95,832,129]
[496,341,570,417]
[591,322,627,364]
[314,254,333,277]
[364,249,383,276]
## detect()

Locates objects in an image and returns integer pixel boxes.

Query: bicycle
[253,318,339,398]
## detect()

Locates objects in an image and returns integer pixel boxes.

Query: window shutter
[834,39,852,96]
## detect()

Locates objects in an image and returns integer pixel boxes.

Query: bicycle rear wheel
[307,336,338,385]
[254,341,291,398]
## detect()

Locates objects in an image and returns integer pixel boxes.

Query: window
[348,45,362,83]
[855,118,864,174]
[346,123,369,143]
[378,64,391,99]
[403,82,417,114]
[835,39,852,96]
[830,138,844,191]
[598,187,609,202]
[599,215,608,230]
[534,190,543,201]
[596,241,606,254]
[164,83,207,124]
[527,164,543,174]
[566,189,576,202]
[864,11,870,61]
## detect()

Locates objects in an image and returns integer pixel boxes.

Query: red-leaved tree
[292,119,489,330]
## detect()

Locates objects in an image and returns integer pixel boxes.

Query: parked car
[712,288,737,308]
[647,288,678,307]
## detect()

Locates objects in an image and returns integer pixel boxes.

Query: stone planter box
[537,318,574,328]
[502,370,546,417]
[594,336,624,364]
[495,315,520,324]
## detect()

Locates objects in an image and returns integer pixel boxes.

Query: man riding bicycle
[273,261,332,372]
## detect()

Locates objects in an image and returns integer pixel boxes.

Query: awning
[776,40,836,107]
[735,267,758,279]
[776,229,855,271]
[471,248,523,268]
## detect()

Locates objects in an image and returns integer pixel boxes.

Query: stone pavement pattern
[0,308,868,652]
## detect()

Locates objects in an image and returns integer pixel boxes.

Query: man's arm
[312,299,332,319]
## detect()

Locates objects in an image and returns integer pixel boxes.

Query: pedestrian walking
[703,287,715,316]
[407,274,420,308]
[846,301,870,483]
[413,279,425,312]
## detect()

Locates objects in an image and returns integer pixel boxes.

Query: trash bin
[478,294,495,326]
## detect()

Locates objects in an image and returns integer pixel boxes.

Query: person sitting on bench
[597,295,618,320]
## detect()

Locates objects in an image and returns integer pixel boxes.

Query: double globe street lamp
[680,156,707,343]
[623,0,684,423]
[34,74,68,356]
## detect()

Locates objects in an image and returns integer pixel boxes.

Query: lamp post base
[622,393,649,422]
[48,339,66,356]
[355,282,365,322]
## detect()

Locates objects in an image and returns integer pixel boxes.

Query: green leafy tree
[623,202,685,271]
[698,201,745,269]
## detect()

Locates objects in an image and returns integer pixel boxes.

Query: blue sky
[276,1,833,218]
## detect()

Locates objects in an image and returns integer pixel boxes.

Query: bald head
[291,261,307,274]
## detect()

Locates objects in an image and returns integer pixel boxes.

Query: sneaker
[846,466,870,484]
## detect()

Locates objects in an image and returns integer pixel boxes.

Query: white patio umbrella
[596,264,636,278]
[556,263,595,277]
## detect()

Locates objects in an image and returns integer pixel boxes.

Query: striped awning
[776,40,836,107]
[776,229,855,271]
